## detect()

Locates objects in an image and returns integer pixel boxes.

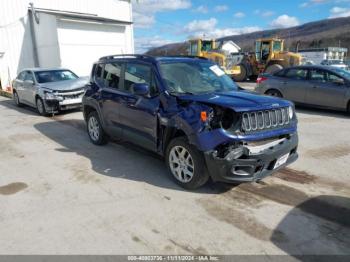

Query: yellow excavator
[232,38,303,81]
[188,39,241,76]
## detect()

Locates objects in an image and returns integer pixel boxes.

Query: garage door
[57,19,126,77]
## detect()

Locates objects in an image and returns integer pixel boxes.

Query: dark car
[255,65,350,113]
[12,68,88,115]
[82,55,298,189]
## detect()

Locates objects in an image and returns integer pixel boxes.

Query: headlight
[44,92,63,101]
[288,106,294,119]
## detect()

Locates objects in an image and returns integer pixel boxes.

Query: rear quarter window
[284,68,308,80]
[274,69,286,77]
[17,71,26,81]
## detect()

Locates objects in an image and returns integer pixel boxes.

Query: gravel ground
[0,95,349,256]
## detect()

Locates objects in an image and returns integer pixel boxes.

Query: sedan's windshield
[35,70,78,84]
[159,61,238,95]
[330,68,350,79]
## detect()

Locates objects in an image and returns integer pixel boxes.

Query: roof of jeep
[98,54,209,64]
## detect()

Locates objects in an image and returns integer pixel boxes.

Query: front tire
[36,97,47,116]
[13,91,22,107]
[87,111,108,145]
[165,137,209,190]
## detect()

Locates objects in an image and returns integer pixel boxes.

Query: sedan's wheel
[87,111,108,145]
[166,137,209,190]
[13,92,22,107]
[266,89,283,98]
[36,98,47,116]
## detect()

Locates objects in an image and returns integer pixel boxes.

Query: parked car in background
[320,60,348,70]
[12,68,88,115]
[255,65,350,113]
[83,55,298,189]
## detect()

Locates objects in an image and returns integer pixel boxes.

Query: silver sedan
[12,68,88,116]
[255,65,350,114]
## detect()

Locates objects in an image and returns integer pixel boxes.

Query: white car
[12,68,89,116]
[321,60,348,71]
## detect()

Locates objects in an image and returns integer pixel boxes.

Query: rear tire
[265,64,283,74]
[36,98,47,116]
[87,111,108,145]
[165,137,209,190]
[232,64,248,82]
[266,89,283,98]
[13,91,22,107]
[347,101,350,115]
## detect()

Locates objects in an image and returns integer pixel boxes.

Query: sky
[131,0,350,53]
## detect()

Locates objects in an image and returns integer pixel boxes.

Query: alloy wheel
[37,99,44,114]
[14,93,19,105]
[88,116,100,142]
[169,146,195,183]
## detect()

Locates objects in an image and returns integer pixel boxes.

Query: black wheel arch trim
[83,98,106,128]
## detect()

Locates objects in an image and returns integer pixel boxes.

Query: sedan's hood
[38,77,89,91]
[177,90,292,112]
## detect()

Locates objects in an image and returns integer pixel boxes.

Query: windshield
[159,61,238,95]
[330,67,350,79]
[35,70,78,84]
[201,41,213,52]
[273,41,282,52]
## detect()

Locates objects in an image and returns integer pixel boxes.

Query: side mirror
[132,83,149,96]
[24,80,34,86]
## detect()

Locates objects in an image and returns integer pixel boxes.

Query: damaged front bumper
[44,98,83,113]
[204,133,298,183]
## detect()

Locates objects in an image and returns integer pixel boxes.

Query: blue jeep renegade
[82,55,298,189]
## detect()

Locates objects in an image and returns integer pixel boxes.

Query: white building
[298,47,348,65]
[0,0,134,90]
[220,41,241,54]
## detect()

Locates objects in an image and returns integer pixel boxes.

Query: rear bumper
[204,133,298,183]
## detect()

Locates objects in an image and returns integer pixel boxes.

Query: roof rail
[158,55,209,60]
[99,54,153,61]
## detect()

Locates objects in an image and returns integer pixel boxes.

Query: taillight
[257,76,268,84]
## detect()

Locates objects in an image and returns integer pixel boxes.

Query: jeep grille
[242,108,291,132]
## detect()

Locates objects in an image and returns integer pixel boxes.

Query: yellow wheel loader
[232,38,303,82]
[188,39,241,76]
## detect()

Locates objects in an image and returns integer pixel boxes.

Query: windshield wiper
[168,91,196,96]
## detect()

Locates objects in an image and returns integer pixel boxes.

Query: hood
[38,77,89,91]
[177,90,292,112]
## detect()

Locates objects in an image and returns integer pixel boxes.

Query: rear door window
[310,69,326,82]
[24,71,34,82]
[102,63,122,89]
